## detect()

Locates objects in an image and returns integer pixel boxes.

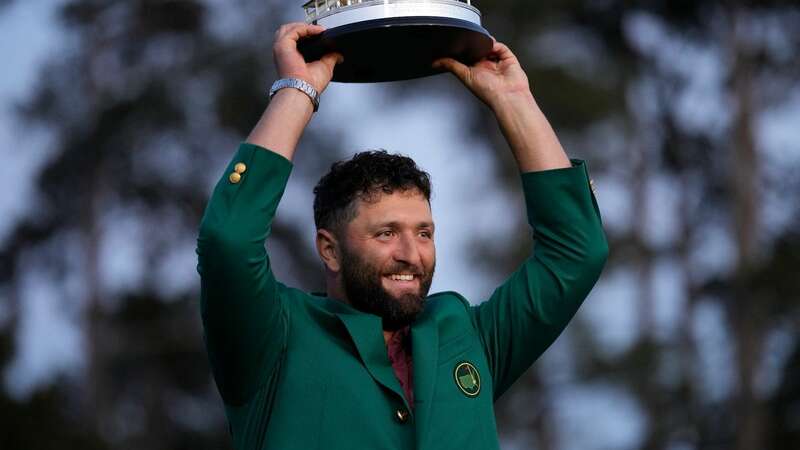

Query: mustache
[383,263,428,276]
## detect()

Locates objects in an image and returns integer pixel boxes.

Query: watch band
[269,78,320,112]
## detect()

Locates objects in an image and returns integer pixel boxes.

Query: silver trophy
[298,0,493,83]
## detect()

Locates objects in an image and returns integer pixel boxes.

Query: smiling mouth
[383,273,425,287]
[387,274,417,281]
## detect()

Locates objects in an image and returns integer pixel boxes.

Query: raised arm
[433,40,570,172]
[435,43,608,398]
[247,22,343,160]
[197,23,341,405]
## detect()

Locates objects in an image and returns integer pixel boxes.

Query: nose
[393,233,423,269]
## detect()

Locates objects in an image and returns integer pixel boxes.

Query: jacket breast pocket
[427,340,493,450]
[437,333,476,367]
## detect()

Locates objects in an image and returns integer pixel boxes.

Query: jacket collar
[335,311,409,408]
[332,301,440,438]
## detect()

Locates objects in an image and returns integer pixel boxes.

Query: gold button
[234,163,247,174]
[229,172,242,184]
[395,408,409,423]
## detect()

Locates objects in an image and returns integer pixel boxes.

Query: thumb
[320,52,344,71]
[433,57,471,84]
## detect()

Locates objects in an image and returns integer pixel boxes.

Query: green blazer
[197,143,608,450]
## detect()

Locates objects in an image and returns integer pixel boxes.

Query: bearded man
[197,22,608,450]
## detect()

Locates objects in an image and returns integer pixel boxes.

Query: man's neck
[326,281,346,304]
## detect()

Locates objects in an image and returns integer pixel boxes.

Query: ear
[316,228,341,273]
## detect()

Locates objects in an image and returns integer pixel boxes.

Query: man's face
[338,189,436,330]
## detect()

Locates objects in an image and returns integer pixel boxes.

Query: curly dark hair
[313,150,432,234]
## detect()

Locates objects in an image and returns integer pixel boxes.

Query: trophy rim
[303,0,482,25]
[322,15,489,40]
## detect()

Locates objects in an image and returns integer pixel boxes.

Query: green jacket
[197,143,608,450]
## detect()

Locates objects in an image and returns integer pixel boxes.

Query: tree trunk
[727,8,765,450]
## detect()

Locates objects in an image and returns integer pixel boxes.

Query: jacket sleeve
[469,160,608,400]
[196,143,293,406]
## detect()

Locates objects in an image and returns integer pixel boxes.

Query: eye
[376,230,394,239]
[419,230,433,239]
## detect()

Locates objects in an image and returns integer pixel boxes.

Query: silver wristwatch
[269,78,320,112]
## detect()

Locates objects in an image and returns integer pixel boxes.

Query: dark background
[1,1,799,449]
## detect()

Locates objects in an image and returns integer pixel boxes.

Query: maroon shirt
[386,326,414,408]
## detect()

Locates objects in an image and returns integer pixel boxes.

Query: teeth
[389,274,415,281]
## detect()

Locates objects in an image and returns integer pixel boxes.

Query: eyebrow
[374,221,435,230]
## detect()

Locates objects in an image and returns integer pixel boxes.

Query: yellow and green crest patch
[453,361,481,397]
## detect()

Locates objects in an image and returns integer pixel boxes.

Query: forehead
[352,189,432,226]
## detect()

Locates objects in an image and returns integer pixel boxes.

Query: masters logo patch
[453,361,481,397]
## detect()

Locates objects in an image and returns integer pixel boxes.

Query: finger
[489,42,517,63]
[275,22,325,46]
[275,22,323,38]
[433,57,471,83]
[319,52,344,72]
[275,22,304,40]
[274,25,326,59]
[286,23,326,42]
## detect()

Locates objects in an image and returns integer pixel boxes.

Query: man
[197,22,608,450]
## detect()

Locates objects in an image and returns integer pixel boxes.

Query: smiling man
[314,152,436,332]
[197,22,608,450]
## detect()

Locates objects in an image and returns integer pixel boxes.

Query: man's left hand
[433,41,532,109]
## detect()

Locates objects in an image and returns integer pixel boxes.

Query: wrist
[488,89,536,115]
[490,90,571,172]
[269,88,315,122]
[245,88,313,161]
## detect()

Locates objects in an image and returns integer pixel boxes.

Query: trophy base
[298,16,493,83]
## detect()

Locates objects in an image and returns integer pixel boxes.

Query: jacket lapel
[411,311,439,447]
[335,312,407,404]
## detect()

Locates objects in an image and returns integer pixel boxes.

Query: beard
[339,244,434,331]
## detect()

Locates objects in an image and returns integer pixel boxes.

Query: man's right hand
[273,22,343,94]
[245,23,341,159]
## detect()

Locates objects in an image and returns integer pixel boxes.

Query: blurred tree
[0,0,345,448]
[455,1,800,449]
